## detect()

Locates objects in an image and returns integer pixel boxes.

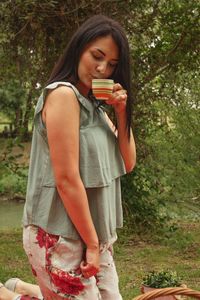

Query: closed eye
[91,51,103,60]
[91,50,118,68]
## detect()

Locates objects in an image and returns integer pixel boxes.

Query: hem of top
[22,222,122,244]
[41,172,125,189]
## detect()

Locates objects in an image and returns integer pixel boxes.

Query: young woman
[0,14,136,300]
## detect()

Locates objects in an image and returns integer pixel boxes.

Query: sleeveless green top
[23,82,126,243]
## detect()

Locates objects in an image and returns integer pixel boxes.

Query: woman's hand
[104,83,136,173]
[106,83,127,114]
[80,246,100,279]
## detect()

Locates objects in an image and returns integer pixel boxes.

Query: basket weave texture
[133,287,200,300]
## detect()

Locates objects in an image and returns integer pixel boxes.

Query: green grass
[0,229,33,281]
[0,221,200,300]
[115,221,200,299]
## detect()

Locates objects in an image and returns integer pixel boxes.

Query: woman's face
[77,35,119,95]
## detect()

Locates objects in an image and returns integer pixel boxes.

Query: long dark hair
[47,15,133,136]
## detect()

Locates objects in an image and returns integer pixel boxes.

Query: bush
[142,270,182,288]
[0,138,28,197]
[121,162,168,232]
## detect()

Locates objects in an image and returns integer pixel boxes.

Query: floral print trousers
[19,225,123,300]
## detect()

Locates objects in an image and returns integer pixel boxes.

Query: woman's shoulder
[43,82,80,105]
[47,84,75,98]
[45,81,77,95]
[42,81,91,113]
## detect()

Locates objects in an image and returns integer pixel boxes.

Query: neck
[76,81,90,97]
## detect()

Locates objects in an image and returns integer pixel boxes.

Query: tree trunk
[22,90,33,141]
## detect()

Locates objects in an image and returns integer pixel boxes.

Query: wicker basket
[133,287,200,300]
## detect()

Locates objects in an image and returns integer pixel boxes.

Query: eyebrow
[94,48,119,61]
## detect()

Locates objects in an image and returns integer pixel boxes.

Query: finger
[108,93,127,104]
[80,261,99,272]
[116,89,127,96]
[112,89,127,99]
[83,272,90,278]
[82,271,93,279]
[118,92,127,102]
[113,83,123,92]
[80,260,87,269]
[81,265,99,274]
[80,266,99,278]
[83,269,99,278]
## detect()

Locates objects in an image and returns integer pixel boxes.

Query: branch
[48,0,123,17]
[139,63,171,89]
[139,28,188,89]
[166,30,187,58]
[139,0,162,34]
[14,20,29,38]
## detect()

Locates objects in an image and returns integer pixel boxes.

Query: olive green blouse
[23,82,126,243]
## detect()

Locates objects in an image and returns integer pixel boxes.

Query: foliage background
[0,0,200,230]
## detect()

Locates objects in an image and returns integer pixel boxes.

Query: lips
[92,77,104,80]
[91,75,104,80]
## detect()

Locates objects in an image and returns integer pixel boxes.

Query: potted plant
[141,270,183,300]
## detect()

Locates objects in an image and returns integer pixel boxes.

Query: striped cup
[92,79,114,100]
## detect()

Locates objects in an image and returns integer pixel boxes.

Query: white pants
[22,225,123,300]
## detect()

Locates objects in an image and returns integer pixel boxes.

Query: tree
[1,0,199,228]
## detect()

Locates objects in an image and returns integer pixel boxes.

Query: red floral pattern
[35,227,85,297]
[36,227,59,249]
[50,269,84,295]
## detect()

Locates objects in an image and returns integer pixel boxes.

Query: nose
[96,61,107,74]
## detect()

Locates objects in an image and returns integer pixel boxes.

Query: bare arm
[43,86,99,276]
[105,83,136,173]
[115,110,136,173]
